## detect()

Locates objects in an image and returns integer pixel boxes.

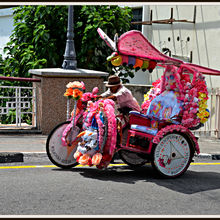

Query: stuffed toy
[74,117,103,166]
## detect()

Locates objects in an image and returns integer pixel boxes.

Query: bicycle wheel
[118,149,149,168]
[119,125,149,168]
[151,132,194,178]
[46,121,80,169]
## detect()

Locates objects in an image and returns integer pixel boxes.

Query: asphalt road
[0,158,220,216]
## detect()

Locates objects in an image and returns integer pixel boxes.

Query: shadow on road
[52,164,220,195]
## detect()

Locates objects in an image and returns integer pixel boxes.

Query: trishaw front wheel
[151,133,194,178]
[46,121,80,169]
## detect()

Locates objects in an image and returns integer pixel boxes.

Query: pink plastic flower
[92,87,99,95]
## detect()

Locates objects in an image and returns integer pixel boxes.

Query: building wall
[0,8,14,57]
[128,4,220,91]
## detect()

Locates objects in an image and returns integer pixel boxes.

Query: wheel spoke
[169,140,184,159]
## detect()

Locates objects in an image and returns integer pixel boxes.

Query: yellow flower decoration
[200,118,208,124]
[143,89,151,103]
[198,92,207,99]
[196,91,210,124]
[204,111,210,117]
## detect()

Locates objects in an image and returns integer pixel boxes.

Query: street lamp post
[62,5,77,70]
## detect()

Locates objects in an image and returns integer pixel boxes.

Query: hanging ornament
[141,60,149,71]
[122,55,129,66]
[148,61,157,73]
[133,59,143,71]
[128,56,136,68]
[111,55,122,66]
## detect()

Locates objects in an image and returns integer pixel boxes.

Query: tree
[0,5,133,86]
[0,5,68,86]
[74,5,134,82]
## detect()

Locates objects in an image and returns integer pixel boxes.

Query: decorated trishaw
[46,28,220,178]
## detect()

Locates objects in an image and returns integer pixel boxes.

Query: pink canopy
[180,63,220,76]
[118,30,183,66]
[98,28,220,76]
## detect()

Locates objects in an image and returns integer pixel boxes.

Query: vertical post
[15,88,18,127]
[62,5,77,70]
[217,88,220,139]
[72,100,77,127]
[66,98,70,120]
[215,88,219,138]
[18,87,21,127]
[170,8,173,24]
[33,87,37,127]
[210,88,213,136]
[193,5,197,23]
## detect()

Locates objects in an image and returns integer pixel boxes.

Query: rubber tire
[118,149,149,168]
[46,121,79,169]
[118,125,149,168]
[151,132,194,178]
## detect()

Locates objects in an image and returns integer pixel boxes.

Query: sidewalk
[0,134,219,163]
[196,136,220,160]
[0,134,47,163]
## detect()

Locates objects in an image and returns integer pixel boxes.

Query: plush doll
[74,115,103,166]
[74,128,103,166]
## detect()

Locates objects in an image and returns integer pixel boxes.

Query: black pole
[62,5,77,70]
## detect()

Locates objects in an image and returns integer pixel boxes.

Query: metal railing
[0,76,41,129]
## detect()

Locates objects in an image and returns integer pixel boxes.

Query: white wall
[0,8,14,57]
[128,4,220,90]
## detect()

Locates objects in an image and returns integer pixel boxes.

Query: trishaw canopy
[98,28,220,76]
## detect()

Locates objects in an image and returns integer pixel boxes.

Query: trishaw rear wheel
[118,150,149,168]
[151,132,193,178]
[46,121,80,169]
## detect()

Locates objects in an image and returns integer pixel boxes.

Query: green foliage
[0,5,68,87]
[0,5,133,85]
[74,5,133,83]
[0,109,32,125]
[5,109,16,124]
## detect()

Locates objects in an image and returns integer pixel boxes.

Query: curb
[195,153,220,160]
[0,152,47,164]
[0,152,24,163]
[0,129,42,135]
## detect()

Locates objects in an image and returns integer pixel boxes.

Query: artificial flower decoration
[141,65,210,128]
[72,89,83,100]
[141,78,161,114]
[64,81,85,100]
[64,88,74,97]
[74,99,117,169]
